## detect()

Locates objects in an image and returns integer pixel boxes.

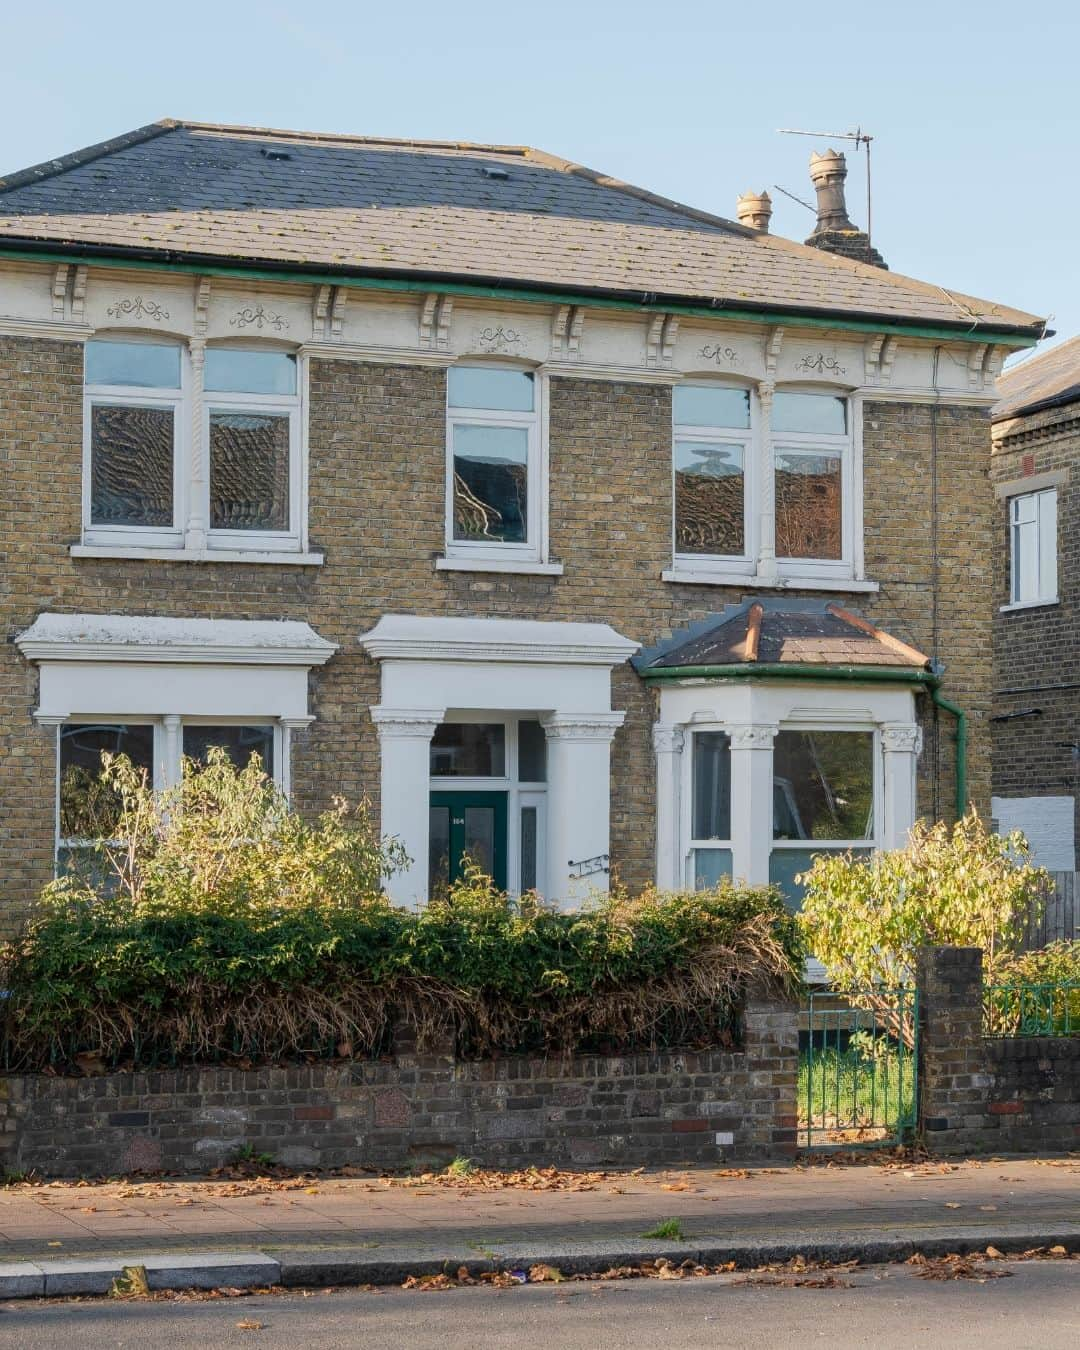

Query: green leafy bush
[987,940,1080,1036]
[0,753,802,1071]
[797,809,1049,990]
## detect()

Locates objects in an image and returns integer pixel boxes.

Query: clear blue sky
[2,1,1074,355]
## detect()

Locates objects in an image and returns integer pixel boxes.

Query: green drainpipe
[639,661,969,820]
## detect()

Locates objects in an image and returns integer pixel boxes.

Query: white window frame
[444,364,545,565]
[82,343,187,550]
[769,723,883,869]
[204,385,302,554]
[1007,487,1058,608]
[772,388,855,582]
[683,728,734,887]
[55,716,284,865]
[672,381,756,576]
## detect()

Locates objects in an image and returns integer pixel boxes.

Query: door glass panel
[452,423,529,543]
[430,723,506,776]
[774,449,842,559]
[675,440,745,556]
[90,404,175,527]
[463,807,496,878]
[429,805,451,897]
[772,730,874,841]
[183,725,274,776]
[518,719,547,782]
[520,805,538,892]
[209,411,290,531]
[692,731,731,839]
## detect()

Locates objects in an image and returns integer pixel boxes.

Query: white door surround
[359,615,638,907]
[653,677,922,890]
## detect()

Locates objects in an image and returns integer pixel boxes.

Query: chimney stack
[804,148,887,269]
[736,189,772,232]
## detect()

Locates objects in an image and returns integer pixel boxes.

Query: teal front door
[429,791,508,896]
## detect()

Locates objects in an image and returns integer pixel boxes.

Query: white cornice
[300,341,453,367]
[359,614,638,667]
[539,360,680,385]
[16,613,337,667]
[0,317,93,342]
[857,385,997,408]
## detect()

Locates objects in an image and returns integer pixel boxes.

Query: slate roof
[633,598,930,673]
[993,336,1080,420]
[0,120,1043,337]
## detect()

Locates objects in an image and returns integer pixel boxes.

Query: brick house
[991,338,1079,868]
[0,120,1044,925]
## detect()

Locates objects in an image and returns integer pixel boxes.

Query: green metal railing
[984,982,1080,1038]
[800,987,918,1149]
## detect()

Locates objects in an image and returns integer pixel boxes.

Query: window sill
[1000,597,1059,613]
[435,556,564,577]
[661,568,879,593]
[71,545,325,566]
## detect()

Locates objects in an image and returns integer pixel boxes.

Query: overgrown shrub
[0,754,803,1071]
[797,809,1049,990]
[987,940,1080,1036]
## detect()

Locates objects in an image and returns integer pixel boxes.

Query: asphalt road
[1,1261,1078,1348]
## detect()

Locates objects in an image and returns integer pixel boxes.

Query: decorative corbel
[967,342,988,390]
[330,286,347,340]
[434,295,453,350]
[879,336,897,383]
[193,276,212,337]
[567,306,584,358]
[551,305,570,358]
[660,315,679,368]
[645,313,665,368]
[312,284,331,340]
[764,326,784,379]
[51,264,69,321]
[982,344,1006,390]
[419,292,439,348]
[70,266,88,322]
[864,333,886,384]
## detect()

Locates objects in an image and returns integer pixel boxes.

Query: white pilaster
[541,711,625,907]
[728,723,777,886]
[652,723,685,890]
[370,707,443,905]
[161,714,182,790]
[185,337,208,552]
[881,722,922,849]
[755,383,778,584]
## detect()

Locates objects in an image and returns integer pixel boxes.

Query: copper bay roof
[0,120,1044,337]
[633,599,930,673]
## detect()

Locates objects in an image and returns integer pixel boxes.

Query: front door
[429,791,508,895]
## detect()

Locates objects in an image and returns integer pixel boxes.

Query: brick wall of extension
[0,336,995,925]
[918,946,1080,1153]
[0,995,797,1176]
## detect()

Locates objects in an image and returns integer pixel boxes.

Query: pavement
[0,1155,1076,1298]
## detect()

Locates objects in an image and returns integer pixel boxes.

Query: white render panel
[992,795,1076,871]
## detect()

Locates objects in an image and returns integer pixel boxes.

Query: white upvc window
[673,383,754,574]
[445,365,544,564]
[83,338,186,549]
[686,729,733,885]
[56,717,283,873]
[772,390,854,581]
[81,338,308,559]
[1009,488,1057,606]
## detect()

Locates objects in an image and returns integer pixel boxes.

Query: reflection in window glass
[85,341,181,389]
[772,730,874,841]
[210,412,290,531]
[675,440,745,555]
[520,805,538,892]
[429,805,451,898]
[693,848,733,887]
[673,385,751,429]
[452,423,528,543]
[693,732,731,839]
[770,847,872,910]
[59,723,154,841]
[772,392,847,435]
[448,366,534,412]
[464,806,496,877]
[182,725,274,776]
[518,720,547,782]
[205,349,297,395]
[430,723,506,777]
[775,450,842,559]
[90,404,175,527]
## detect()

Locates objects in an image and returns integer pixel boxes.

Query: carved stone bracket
[967,342,989,390]
[645,313,680,369]
[330,287,347,339]
[419,293,453,350]
[551,304,585,360]
[981,344,1006,390]
[764,326,784,379]
[194,276,212,336]
[71,266,88,322]
[312,284,332,340]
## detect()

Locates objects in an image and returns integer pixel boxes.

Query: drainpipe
[639,663,969,820]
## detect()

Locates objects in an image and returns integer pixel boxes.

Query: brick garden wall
[917,946,1080,1153]
[0,335,995,924]
[0,996,797,1177]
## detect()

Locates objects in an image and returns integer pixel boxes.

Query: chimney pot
[736,189,772,232]
[808,149,856,233]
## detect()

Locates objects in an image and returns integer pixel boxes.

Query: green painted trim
[638,662,934,684]
[0,244,1038,348]
[931,686,968,818]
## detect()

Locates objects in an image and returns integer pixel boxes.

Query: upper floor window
[669,383,856,583]
[446,366,542,561]
[1009,488,1057,606]
[82,339,305,558]
[772,392,848,563]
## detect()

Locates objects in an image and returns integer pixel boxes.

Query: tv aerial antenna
[775,127,874,248]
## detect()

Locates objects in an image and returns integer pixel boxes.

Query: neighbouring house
[0,120,1045,925]
[991,338,1079,870]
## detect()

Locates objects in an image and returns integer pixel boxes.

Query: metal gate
[800,987,918,1149]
